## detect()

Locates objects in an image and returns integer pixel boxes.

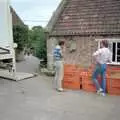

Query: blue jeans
[92,64,107,93]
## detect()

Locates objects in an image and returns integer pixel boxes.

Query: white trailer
[0,0,16,73]
[0,0,35,80]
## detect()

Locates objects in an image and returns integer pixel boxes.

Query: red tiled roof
[10,7,24,25]
[50,0,120,35]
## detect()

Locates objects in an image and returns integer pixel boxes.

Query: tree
[29,26,47,61]
[13,25,28,51]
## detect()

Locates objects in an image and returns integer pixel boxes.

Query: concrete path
[16,55,40,73]
[0,56,120,120]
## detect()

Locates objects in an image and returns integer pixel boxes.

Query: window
[97,39,120,64]
[111,42,120,63]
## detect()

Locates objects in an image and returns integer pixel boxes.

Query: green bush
[13,25,28,51]
[29,26,47,61]
[13,25,47,64]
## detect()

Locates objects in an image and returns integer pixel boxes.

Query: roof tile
[51,0,120,35]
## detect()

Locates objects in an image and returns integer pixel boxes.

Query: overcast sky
[11,0,61,27]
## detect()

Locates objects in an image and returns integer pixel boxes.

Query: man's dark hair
[58,41,65,46]
[101,40,108,48]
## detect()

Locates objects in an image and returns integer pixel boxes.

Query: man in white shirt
[92,40,112,96]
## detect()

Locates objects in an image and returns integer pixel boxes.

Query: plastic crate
[82,84,96,92]
[64,64,78,73]
[63,74,81,90]
[107,77,120,95]
[63,64,82,90]
[63,80,81,90]
[81,71,102,93]
[82,76,96,92]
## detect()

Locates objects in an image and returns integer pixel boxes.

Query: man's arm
[93,49,101,57]
[92,49,102,64]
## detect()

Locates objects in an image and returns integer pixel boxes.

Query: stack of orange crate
[81,70,97,92]
[63,64,81,90]
[81,65,102,92]
[63,64,120,95]
[107,66,120,95]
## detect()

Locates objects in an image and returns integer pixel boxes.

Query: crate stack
[107,67,120,95]
[63,65,82,90]
[81,71,96,92]
[63,64,120,96]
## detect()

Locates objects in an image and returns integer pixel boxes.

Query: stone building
[47,0,120,69]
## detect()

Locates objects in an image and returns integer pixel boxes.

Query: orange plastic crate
[64,71,80,78]
[81,71,102,93]
[107,88,120,95]
[64,64,78,72]
[107,78,120,95]
[63,65,81,90]
[64,71,80,76]
[82,84,96,92]
[107,66,120,71]
[63,74,81,90]
[82,78,96,92]
[108,78,120,88]
[63,80,81,90]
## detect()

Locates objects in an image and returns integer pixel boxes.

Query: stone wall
[47,37,57,69]
[47,35,120,69]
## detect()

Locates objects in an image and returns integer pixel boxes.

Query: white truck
[0,0,16,74]
[0,0,34,80]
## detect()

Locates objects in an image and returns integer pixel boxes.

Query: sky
[11,0,61,27]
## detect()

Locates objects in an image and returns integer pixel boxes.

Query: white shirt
[93,47,112,64]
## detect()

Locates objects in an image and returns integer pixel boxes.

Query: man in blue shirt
[53,41,65,92]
